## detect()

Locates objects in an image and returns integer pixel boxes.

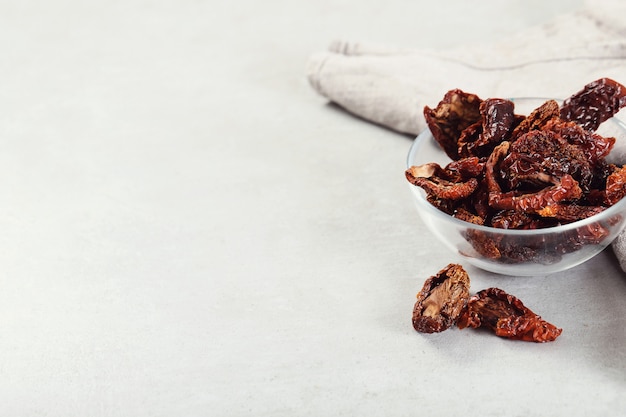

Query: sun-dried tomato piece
[424,193,457,215]
[560,77,626,132]
[453,207,485,225]
[462,229,503,259]
[480,98,515,143]
[537,203,606,222]
[501,130,593,192]
[605,165,626,205]
[568,223,610,245]
[424,89,483,160]
[415,177,479,201]
[490,209,543,229]
[445,157,485,179]
[405,163,441,180]
[459,98,515,158]
[484,141,509,193]
[489,174,583,212]
[406,165,479,201]
[483,138,584,212]
[543,119,615,165]
[511,99,560,139]
[457,120,482,158]
[457,288,562,342]
[468,179,491,219]
[412,264,471,333]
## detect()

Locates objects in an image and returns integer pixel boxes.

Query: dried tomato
[412,264,471,333]
[511,99,560,138]
[536,203,606,222]
[605,165,626,205]
[490,209,542,229]
[459,98,515,158]
[457,287,562,342]
[424,89,482,160]
[489,175,583,213]
[463,228,559,264]
[543,119,615,165]
[453,207,485,225]
[568,223,610,245]
[560,77,626,132]
[483,141,510,196]
[457,120,482,158]
[445,157,485,179]
[501,130,593,192]
[462,229,503,259]
[406,165,479,201]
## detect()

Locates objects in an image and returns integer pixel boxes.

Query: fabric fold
[307,3,626,136]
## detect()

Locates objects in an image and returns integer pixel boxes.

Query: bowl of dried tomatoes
[405,78,626,276]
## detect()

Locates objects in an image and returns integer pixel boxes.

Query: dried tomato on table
[412,263,470,333]
[412,265,562,343]
[457,287,562,343]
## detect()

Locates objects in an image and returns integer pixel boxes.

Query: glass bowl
[406,98,626,276]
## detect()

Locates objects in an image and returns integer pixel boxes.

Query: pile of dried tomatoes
[412,264,562,343]
[406,78,626,263]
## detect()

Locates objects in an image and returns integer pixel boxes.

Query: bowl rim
[406,100,626,236]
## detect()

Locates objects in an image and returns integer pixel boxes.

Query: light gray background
[1,0,624,416]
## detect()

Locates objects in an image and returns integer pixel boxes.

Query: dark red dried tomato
[483,141,509,195]
[605,165,626,205]
[490,209,542,229]
[462,229,503,259]
[489,175,583,213]
[457,120,482,158]
[501,130,593,192]
[536,203,606,222]
[445,157,485,179]
[412,264,471,333]
[568,223,610,245]
[479,98,516,144]
[511,99,560,139]
[459,98,515,158]
[457,287,562,343]
[468,181,491,220]
[560,77,626,132]
[406,165,479,201]
[424,89,482,160]
[453,207,485,225]
[543,119,615,165]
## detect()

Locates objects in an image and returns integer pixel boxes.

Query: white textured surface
[0,1,624,416]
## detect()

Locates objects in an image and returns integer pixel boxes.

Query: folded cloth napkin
[306,0,626,272]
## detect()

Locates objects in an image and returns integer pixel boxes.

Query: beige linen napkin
[308,1,626,136]
[306,0,626,272]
